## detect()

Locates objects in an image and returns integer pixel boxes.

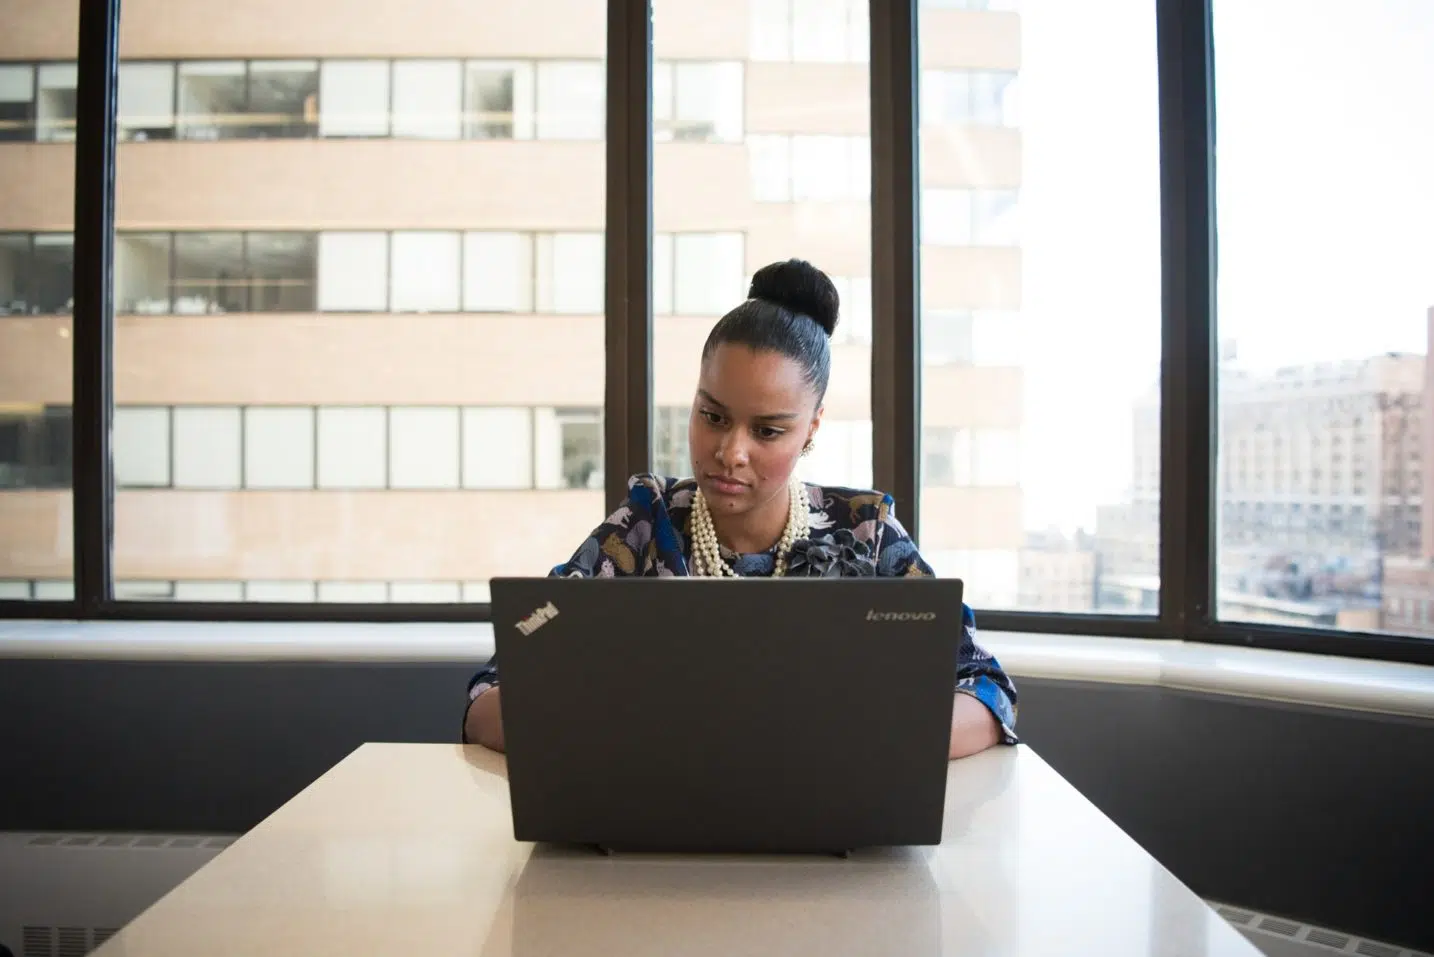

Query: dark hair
[700,259,840,401]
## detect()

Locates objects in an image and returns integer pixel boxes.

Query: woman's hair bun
[747,259,840,338]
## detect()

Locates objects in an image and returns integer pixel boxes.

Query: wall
[0,660,1429,951]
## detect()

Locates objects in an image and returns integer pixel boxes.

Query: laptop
[489,576,964,854]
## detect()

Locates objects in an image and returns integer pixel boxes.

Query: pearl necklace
[688,477,810,578]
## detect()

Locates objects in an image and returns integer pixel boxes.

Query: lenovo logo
[516,601,559,636]
[866,610,937,622]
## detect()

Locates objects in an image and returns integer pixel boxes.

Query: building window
[654,406,691,478]
[171,581,243,601]
[749,135,869,202]
[318,582,390,603]
[464,61,535,139]
[246,581,317,603]
[113,407,171,487]
[0,406,71,489]
[0,233,72,316]
[536,233,603,314]
[245,61,319,138]
[463,232,533,312]
[392,60,462,139]
[318,232,389,312]
[390,231,461,313]
[673,233,745,317]
[177,61,248,140]
[319,61,391,137]
[388,407,460,489]
[36,63,77,142]
[654,61,744,143]
[752,0,868,64]
[172,407,242,489]
[536,408,602,489]
[828,276,872,344]
[174,233,247,313]
[462,407,534,489]
[535,61,604,140]
[0,65,35,142]
[922,188,1021,246]
[243,407,315,489]
[246,233,318,312]
[118,62,176,141]
[922,70,1019,128]
[31,235,74,315]
[317,407,387,489]
[923,311,974,365]
[115,233,173,314]
[390,582,462,603]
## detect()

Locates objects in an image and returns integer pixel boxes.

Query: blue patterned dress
[465,474,1019,744]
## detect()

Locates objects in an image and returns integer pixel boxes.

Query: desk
[94,744,1260,956]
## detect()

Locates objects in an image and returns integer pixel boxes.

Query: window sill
[1,620,1430,720]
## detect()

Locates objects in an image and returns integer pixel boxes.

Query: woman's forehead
[698,345,813,411]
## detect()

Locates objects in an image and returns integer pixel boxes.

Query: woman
[464,260,1018,758]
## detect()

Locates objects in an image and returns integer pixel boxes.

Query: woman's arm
[949,692,1001,759]
[464,687,505,752]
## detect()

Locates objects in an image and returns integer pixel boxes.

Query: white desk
[94,743,1260,956]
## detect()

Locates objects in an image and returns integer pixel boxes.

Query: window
[113,407,171,487]
[36,63,77,142]
[388,407,460,489]
[654,61,744,143]
[535,61,604,139]
[246,61,319,138]
[118,62,176,141]
[0,407,72,489]
[752,0,867,64]
[0,7,73,605]
[537,408,603,490]
[173,408,242,488]
[105,0,606,605]
[392,60,462,139]
[658,6,872,489]
[673,234,745,317]
[318,232,388,311]
[244,407,315,489]
[319,61,390,137]
[922,70,1018,128]
[31,235,74,315]
[174,233,246,313]
[0,65,35,142]
[462,408,534,488]
[246,233,318,312]
[317,407,387,489]
[463,232,533,312]
[390,232,461,312]
[918,1,1158,612]
[749,135,869,203]
[1213,2,1432,637]
[177,61,247,140]
[537,233,603,314]
[465,61,535,139]
[115,233,173,314]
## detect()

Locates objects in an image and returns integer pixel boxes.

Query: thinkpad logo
[516,601,560,635]
[866,610,937,622]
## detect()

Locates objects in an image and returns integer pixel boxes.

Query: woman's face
[689,343,823,518]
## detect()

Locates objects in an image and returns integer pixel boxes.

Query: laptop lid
[490,577,964,853]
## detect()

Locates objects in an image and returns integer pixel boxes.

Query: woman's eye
[755,427,784,440]
[700,410,723,425]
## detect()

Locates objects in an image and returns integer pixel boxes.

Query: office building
[0,0,1025,607]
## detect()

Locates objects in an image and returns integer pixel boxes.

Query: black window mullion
[602,0,653,511]
[70,0,121,616]
[869,0,921,540]
[1155,0,1217,633]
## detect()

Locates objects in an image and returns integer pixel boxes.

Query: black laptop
[489,577,964,854]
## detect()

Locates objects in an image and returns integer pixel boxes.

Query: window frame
[10,0,1433,667]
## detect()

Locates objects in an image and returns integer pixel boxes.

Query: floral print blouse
[465,474,1019,744]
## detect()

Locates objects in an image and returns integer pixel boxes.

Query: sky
[1010,0,1434,531]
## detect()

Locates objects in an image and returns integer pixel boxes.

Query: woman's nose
[717,434,750,468]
